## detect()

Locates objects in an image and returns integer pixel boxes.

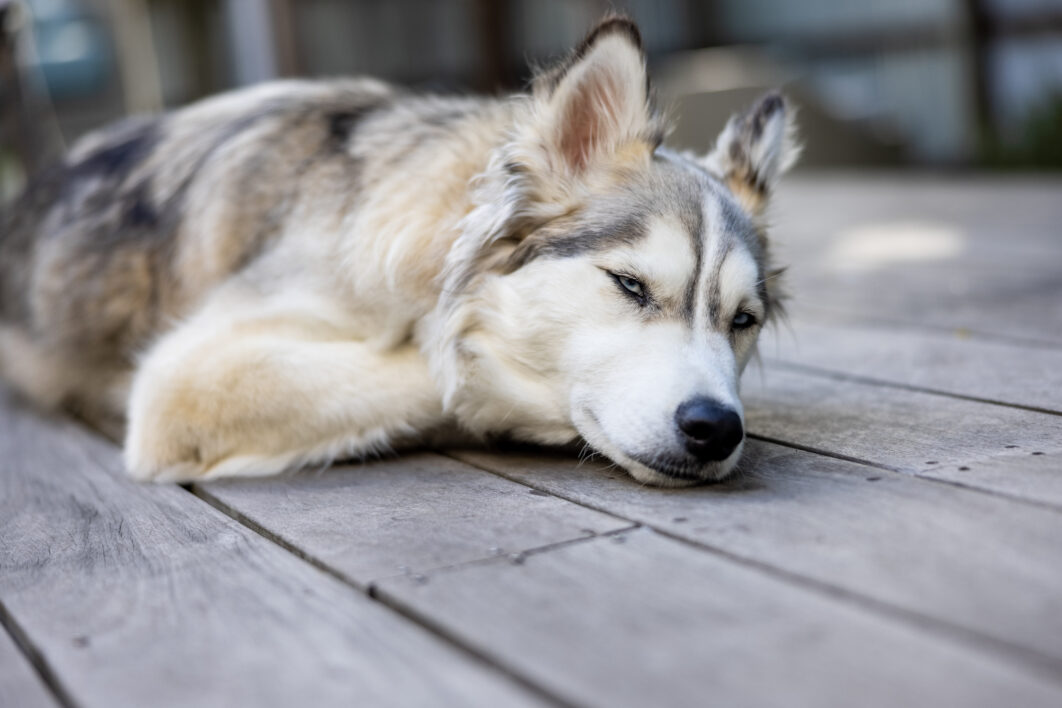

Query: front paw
[123,398,298,482]
[124,419,210,483]
[123,377,214,482]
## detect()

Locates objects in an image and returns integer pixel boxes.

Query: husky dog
[0,17,798,487]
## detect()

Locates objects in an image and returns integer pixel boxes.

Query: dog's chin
[619,446,742,488]
[618,459,710,488]
[574,409,741,488]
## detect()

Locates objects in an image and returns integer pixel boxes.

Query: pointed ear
[532,17,659,174]
[705,92,800,217]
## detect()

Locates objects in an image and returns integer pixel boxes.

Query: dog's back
[1,16,799,485]
[0,79,404,428]
[0,76,515,433]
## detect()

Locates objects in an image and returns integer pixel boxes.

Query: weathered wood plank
[0,391,546,708]
[742,367,1062,505]
[452,443,1062,668]
[377,527,1062,708]
[773,176,1062,343]
[792,290,1062,349]
[923,453,1062,506]
[198,453,630,582]
[777,176,1062,257]
[760,317,1062,412]
[0,628,59,708]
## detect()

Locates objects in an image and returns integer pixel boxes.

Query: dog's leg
[124,290,445,482]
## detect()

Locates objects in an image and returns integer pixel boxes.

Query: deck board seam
[0,597,79,708]
[762,359,1062,417]
[365,585,589,708]
[444,452,1062,685]
[790,306,1062,351]
[368,523,641,585]
[650,527,1062,684]
[746,433,1062,514]
[185,483,587,708]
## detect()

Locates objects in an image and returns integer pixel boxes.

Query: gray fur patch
[0,84,390,354]
[706,238,735,330]
[68,117,159,183]
[0,116,162,321]
[680,205,704,324]
[504,212,648,273]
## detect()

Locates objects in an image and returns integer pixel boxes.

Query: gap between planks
[444,451,1062,685]
[0,599,74,708]
[746,433,1062,515]
[185,482,610,708]
[764,359,1062,418]
[188,482,637,586]
[741,365,1062,510]
[793,305,1062,352]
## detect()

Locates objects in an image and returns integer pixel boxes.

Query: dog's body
[0,18,797,486]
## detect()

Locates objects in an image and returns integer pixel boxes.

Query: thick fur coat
[0,17,798,486]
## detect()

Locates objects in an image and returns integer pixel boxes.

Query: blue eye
[732,312,757,330]
[618,275,643,296]
[611,272,646,300]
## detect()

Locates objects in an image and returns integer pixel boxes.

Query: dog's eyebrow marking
[504,212,647,272]
[706,237,735,329]
[679,191,704,324]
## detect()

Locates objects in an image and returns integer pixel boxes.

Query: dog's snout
[674,398,744,461]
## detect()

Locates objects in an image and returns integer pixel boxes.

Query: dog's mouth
[622,450,739,488]
[627,454,713,481]
[574,408,739,487]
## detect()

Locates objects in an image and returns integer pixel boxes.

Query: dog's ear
[705,92,800,218]
[531,16,659,174]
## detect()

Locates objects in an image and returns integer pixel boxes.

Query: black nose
[674,398,744,462]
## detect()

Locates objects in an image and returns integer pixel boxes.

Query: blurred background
[2,0,1061,202]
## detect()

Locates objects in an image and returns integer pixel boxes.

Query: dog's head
[431,17,799,486]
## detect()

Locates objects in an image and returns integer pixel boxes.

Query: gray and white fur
[0,17,799,486]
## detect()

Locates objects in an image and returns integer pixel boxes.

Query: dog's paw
[123,379,215,482]
[124,426,211,483]
[123,399,300,483]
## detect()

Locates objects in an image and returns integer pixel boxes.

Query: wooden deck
[3,174,1061,708]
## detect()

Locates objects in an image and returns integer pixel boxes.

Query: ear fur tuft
[705,92,800,217]
[528,14,662,174]
[536,15,645,97]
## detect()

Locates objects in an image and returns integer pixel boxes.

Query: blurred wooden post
[685,0,722,49]
[0,0,43,175]
[473,0,511,92]
[268,0,299,77]
[962,0,994,155]
[224,0,277,86]
[107,0,164,113]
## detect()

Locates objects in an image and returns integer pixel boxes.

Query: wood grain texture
[198,452,630,582]
[760,316,1062,412]
[378,527,1062,708]
[0,391,545,708]
[772,175,1062,344]
[452,443,1062,669]
[742,367,1062,506]
[0,627,59,708]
